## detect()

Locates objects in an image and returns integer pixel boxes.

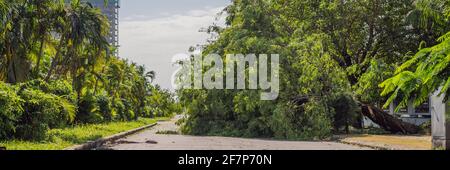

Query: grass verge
[0,117,169,150]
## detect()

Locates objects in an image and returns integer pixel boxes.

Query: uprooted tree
[292,96,421,134]
[361,104,420,134]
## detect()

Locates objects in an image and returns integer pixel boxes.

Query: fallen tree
[360,104,420,134]
[292,96,421,134]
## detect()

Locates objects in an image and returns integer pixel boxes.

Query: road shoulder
[336,134,432,150]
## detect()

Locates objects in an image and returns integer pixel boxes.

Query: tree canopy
[381,0,450,110]
[177,0,450,138]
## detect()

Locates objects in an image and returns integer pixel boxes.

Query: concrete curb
[65,123,158,150]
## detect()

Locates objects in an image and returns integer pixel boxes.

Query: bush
[97,93,113,122]
[121,99,135,121]
[17,80,77,128]
[0,82,23,140]
[15,88,75,140]
[302,101,333,139]
[77,94,103,124]
[1,80,76,140]
[271,101,332,140]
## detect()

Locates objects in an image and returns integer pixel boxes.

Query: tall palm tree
[0,0,8,71]
[131,65,156,120]
[0,0,7,30]
[32,0,64,78]
[0,0,65,83]
[0,0,34,83]
[46,0,109,81]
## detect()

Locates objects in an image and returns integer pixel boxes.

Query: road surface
[101,115,371,150]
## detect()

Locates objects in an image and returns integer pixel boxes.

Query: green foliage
[380,0,450,110]
[178,0,449,139]
[12,80,77,140]
[407,0,450,38]
[0,82,23,139]
[0,76,176,141]
[77,93,104,124]
[147,86,180,118]
[96,92,113,121]
[271,101,332,140]
[381,32,450,110]
[15,89,65,140]
[18,80,77,126]
[0,80,77,140]
[179,1,357,139]
[355,59,396,103]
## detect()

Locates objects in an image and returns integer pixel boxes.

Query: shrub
[17,80,77,128]
[0,82,23,140]
[47,80,77,104]
[112,98,125,120]
[18,79,77,103]
[15,89,76,140]
[77,94,103,124]
[1,81,76,140]
[302,101,333,139]
[97,93,113,122]
[121,99,135,121]
[271,101,332,140]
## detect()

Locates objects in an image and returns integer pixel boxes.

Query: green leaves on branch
[381,32,450,111]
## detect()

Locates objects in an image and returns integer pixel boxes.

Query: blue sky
[119,0,231,90]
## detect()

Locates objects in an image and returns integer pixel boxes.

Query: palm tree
[0,0,8,73]
[105,58,127,119]
[46,0,109,81]
[146,70,156,83]
[32,0,64,78]
[0,0,7,29]
[0,0,34,83]
[131,65,156,120]
[0,0,66,83]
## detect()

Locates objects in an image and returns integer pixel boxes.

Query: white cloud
[120,7,225,90]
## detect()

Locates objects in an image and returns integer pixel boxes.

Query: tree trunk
[361,104,420,134]
[46,36,66,81]
[292,96,420,134]
[35,37,45,78]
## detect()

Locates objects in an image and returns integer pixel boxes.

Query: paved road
[102,115,371,150]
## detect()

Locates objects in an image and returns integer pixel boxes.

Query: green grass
[0,117,169,150]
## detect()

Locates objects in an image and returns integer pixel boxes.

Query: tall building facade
[82,0,120,56]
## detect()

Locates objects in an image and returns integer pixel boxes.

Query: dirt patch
[338,134,432,150]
